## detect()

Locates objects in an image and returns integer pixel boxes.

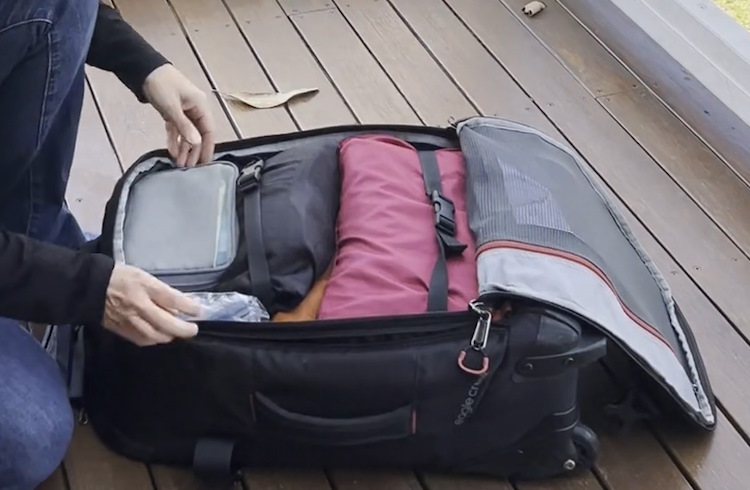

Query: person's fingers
[172,108,202,146]
[176,137,191,167]
[199,131,215,164]
[138,297,199,339]
[129,315,173,344]
[146,278,202,318]
[110,319,162,347]
[185,137,201,167]
[166,122,180,161]
[186,106,215,164]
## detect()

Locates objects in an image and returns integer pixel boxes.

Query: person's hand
[102,263,201,347]
[142,64,216,167]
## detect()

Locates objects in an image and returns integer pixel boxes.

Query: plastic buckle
[429,190,457,236]
[238,160,264,192]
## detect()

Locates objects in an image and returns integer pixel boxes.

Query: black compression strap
[192,437,238,482]
[417,151,467,312]
[239,161,274,308]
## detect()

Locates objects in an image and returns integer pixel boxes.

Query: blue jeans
[0,0,99,488]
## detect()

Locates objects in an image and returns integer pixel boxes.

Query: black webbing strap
[192,437,239,483]
[238,159,274,308]
[417,151,467,312]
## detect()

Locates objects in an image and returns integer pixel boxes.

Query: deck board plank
[558,0,750,187]
[64,425,154,490]
[331,471,423,490]
[166,0,298,138]
[501,0,641,98]
[286,8,421,125]
[224,0,356,129]
[385,0,547,131]
[420,474,513,490]
[516,471,604,490]
[150,466,232,490]
[333,0,476,125]
[69,85,124,234]
[36,468,67,490]
[659,410,750,490]
[240,470,333,490]
[277,0,335,14]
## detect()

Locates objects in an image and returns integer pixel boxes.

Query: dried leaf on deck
[219,88,319,109]
[522,1,546,17]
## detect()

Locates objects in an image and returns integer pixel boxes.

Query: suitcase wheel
[570,423,600,471]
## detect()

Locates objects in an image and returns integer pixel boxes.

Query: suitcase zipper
[197,310,479,341]
[196,300,506,357]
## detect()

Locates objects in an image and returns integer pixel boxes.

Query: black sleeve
[0,229,115,326]
[86,2,170,103]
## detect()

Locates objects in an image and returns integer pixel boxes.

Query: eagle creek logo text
[453,375,488,426]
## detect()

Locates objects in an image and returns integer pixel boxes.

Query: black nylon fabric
[83,306,601,479]
[213,139,340,314]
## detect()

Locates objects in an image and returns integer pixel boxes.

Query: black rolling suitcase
[80,116,715,484]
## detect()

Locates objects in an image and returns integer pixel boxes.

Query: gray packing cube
[115,160,240,290]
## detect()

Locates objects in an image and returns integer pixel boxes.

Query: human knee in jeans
[0,321,74,490]
[0,0,97,487]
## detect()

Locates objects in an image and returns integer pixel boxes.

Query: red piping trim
[457,350,490,375]
[477,240,674,353]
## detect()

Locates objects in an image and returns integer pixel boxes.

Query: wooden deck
[40,0,750,488]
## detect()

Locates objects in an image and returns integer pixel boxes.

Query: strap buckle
[238,159,264,192]
[429,190,457,236]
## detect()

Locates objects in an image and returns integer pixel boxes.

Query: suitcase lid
[457,116,716,430]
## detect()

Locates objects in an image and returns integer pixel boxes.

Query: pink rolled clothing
[318,134,478,320]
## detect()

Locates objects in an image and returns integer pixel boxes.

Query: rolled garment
[318,135,478,320]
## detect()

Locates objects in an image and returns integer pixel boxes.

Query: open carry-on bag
[79,116,716,484]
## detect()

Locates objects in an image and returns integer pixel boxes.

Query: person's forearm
[86,2,170,102]
[0,229,114,326]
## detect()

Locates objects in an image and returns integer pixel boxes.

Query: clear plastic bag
[180,292,270,322]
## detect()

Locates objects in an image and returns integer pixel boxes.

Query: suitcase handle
[253,392,415,446]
